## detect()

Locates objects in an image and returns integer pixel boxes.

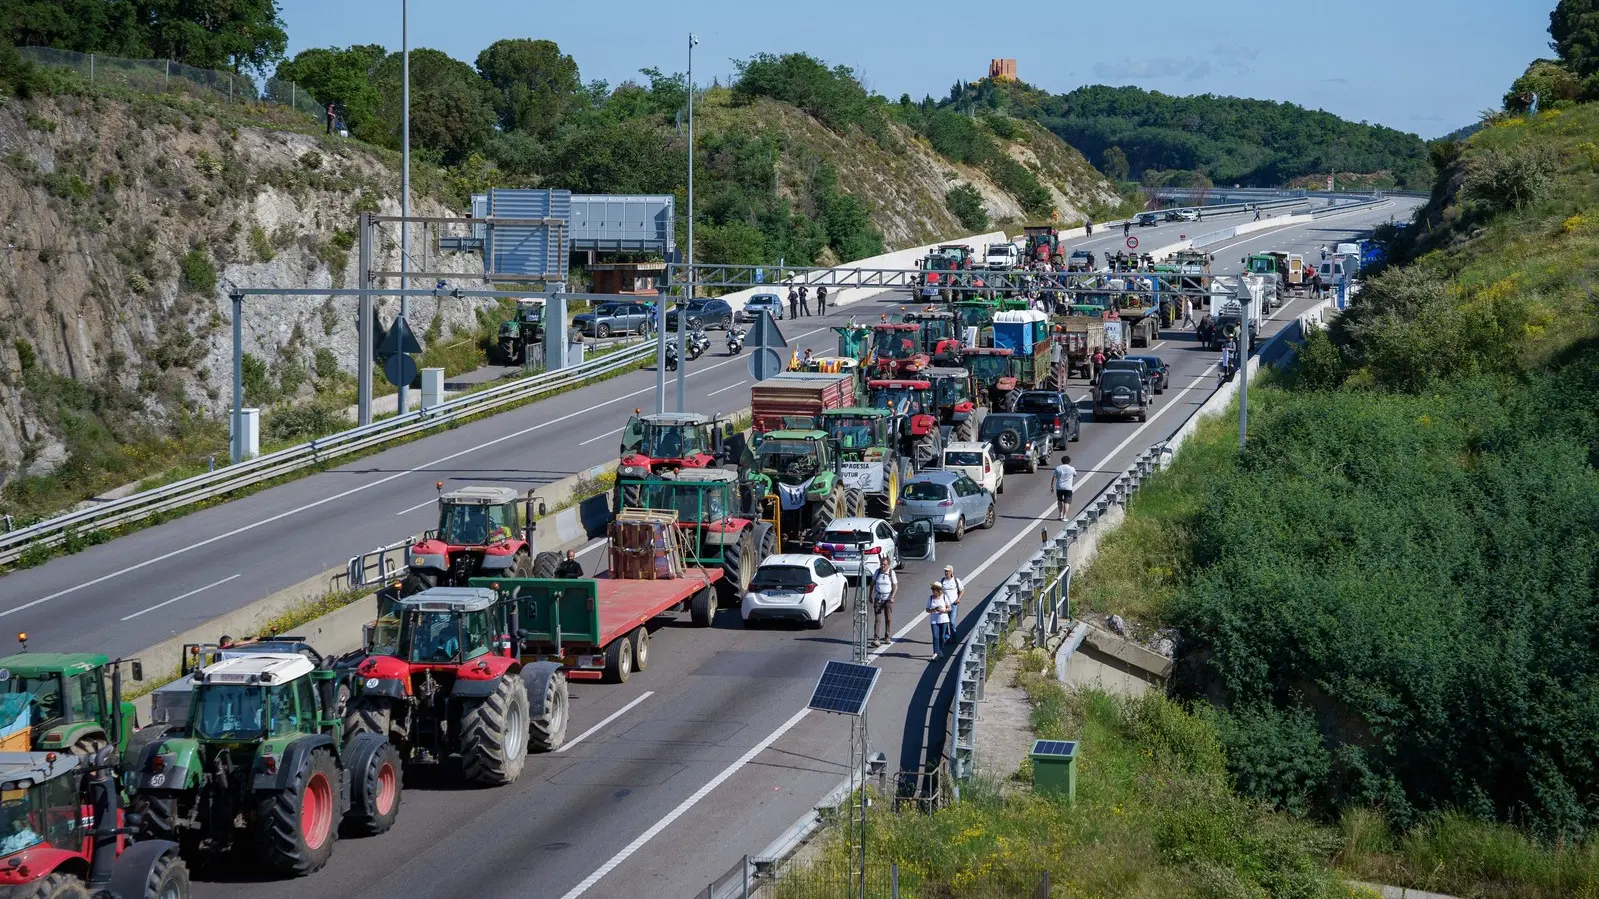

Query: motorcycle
[664,343,679,371]
[686,327,710,361]
[726,327,746,355]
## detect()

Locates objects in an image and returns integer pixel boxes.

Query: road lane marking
[707,380,747,397]
[579,426,625,447]
[120,574,241,621]
[394,497,438,516]
[556,691,654,754]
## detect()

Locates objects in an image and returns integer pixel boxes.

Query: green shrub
[945,183,988,230]
[312,347,338,381]
[1462,145,1556,213]
[179,246,216,295]
[264,402,345,443]
[247,225,274,262]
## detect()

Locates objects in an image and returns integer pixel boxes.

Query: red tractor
[866,378,943,469]
[342,588,569,787]
[868,323,931,379]
[925,367,983,442]
[404,485,554,592]
[616,412,736,507]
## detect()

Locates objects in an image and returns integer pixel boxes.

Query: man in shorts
[1053,454,1077,521]
[870,554,897,646]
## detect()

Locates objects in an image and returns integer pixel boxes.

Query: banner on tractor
[840,461,885,492]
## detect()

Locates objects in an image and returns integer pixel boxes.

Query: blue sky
[279,0,1552,138]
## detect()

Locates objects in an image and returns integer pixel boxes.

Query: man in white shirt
[939,565,965,627]
[870,555,897,647]
[1052,454,1077,521]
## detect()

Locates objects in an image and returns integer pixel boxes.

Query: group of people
[786,284,828,318]
[867,557,969,659]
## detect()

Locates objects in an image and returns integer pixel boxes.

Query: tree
[541,118,680,194]
[273,45,386,131]
[1550,0,1599,79]
[0,0,142,55]
[1099,145,1130,182]
[366,48,498,165]
[139,0,288,75]
[474,38,581,139]
[1502,59,1582,111]
[945,184,988,230]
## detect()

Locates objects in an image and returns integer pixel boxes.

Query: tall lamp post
[677,32,698,412]
[396,0,413,416]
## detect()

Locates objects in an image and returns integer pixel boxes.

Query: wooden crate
[609,510,686,580]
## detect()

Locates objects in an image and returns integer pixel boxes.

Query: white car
[814,517,899,577]
[1174,208,1201,222]
[741,554,848,628]
[940,442,1004,495]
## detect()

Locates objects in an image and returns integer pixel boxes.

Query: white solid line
[394,497,437,516]
[555,690,654,754]
[120,574,242,621]
[579,426,625,447]
[707,380,747,397]
[558,707,812,899]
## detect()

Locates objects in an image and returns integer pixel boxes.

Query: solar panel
[1030,740,1077,758]
[807,660,880,716]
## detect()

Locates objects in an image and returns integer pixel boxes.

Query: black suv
[1093,369,1150,421]
[979,413,1049,472]
[1103,358,1161,395]
[1009,389,1081,449]
[1124,355,1170,394]
[666,298,735,331]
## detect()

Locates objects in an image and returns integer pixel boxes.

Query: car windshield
[193,684,269,740]
[979,417,1027,438]
[871,330,918,358]
[638,484,725,523]
[751,296,777,307]
[642,424,706,459]
[902,481,949,502]
[868,387,927,414]
[402,611,465,663]
[0,674,64,727]
[751,566,814,590]
[944,451,984,467]
[1247,258,1274,274]
[1014,394,1063,413]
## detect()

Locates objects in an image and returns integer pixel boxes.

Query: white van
[985,242,1020,269]
[940,441,1004,495]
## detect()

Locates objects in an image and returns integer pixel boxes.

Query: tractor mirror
[537,500,548,518]
[180,644,200,676]
[361,624,376,654]
[130,661,144,682]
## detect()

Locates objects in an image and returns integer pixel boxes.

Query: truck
[404,485,555,591]
[984,242,1020,270]
[1022,226,1066,266]
[1058,318,1107,379]
[0,644,140,762]
[495,298,544,364]
[750,371,857,435]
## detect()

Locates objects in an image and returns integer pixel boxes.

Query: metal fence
[708,856,1055,899]
[18,47,330,125]
[0,342,654,566]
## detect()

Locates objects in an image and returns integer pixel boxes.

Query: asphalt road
[162,199,1415,899]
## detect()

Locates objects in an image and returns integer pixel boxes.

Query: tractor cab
[179,654,329,743]
[618,412,726,477]
[819,408,892,458]
[0,645,140,758]
[0,751,91,866]
[831,325,871,363]
[754,431,836,488]
[904,309,962,363]
[869,324,929,376]
[954,301,994,335]
[496,298,545,364]
[407,486,545,590]
[362,589,502,670]
[963,347,1018,405]
[867,379,941,467]
[925,367,980,441]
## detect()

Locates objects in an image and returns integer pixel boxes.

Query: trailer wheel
[604,634,635,684]
[690,586,717,627]
[344,733,403,837]
[256,746,340,876]
[525,665,569,752]
[142,850,191,899]
[532,551,560,579]
[13,873,91,899]
[630,627,651,672]
[460,674,530,787]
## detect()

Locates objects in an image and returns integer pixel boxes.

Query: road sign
[379,314,423,356]
[383,352,419,389]
[1126,236,1139,250]
[748,348,783,382]
[747,310,787,349]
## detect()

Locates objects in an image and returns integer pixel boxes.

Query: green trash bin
[1030,739,1078,804]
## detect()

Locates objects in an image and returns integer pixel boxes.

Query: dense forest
[939,78,1434,189]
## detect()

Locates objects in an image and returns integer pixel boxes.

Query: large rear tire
[12,873,91,899]
[344,734,403,837]
[718,527,755,605]
[460,675,530,787]
[603,635,635,684]
[527,668,569,753]
[511,551,533,577]
[143,851,191,899]
[342,696,393,746]
[257,746,340,876]
[955,418,975,443]
[532,551,560,578]
[813,484,845,537]
[135,790,179,844]
[752,522,776,562]
[844,488,865,518]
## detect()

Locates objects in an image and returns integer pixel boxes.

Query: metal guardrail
[0,342,655,567]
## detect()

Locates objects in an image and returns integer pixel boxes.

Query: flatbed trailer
[473,568,723,681]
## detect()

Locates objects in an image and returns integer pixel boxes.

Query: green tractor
[126,653,403,876]
[495,298,545,365]
[749,430,848,549]
[819,407,911,521]
[0,640,140,762]
[619,468,778,603]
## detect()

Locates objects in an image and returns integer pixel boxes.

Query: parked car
[978,412,1049,473]
[896,470,996,541]
[940,441,1004,495]
[1101,358,1159,396]
[666,298,734,331]
[1123,355,1170,394]
[574,301,652,337]
[1134,212,1160,227]
[814,517,899,577]
[1164,208,1201,222]
[1008,389,1081,448]
[1093,368,1150,421]
[741,554,848,627]
[741,293,785,322]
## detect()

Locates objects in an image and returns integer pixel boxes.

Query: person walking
[788,286,799,320]
[926,583,952,658]
[939,565,965,628]
[1182,296,1196,330]
[798,284,811,317]
[1053,454,1077,521]
[870,555,897,646]
[816,284,828,315]
[554,549,584,579]
[1085,218,1093,236]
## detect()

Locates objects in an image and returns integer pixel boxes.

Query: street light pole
[677,32,697,412]
[1238,297,1250,449]
[397,0,412,416]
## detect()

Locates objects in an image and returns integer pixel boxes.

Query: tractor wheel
[532,551,560,579]
[344,733,402,837]
[752,522,776,562]
[619,483,644,510]
[603,635,635,684]
[256,746,340,876]
[11,873,91,899]
[342,696,392,745]
[718,527,755,605]
[813,485,845,536]
[690,586,717,627]
[142,851,191,899]
[135,790,180,843]
[844,488,865,518]
[1046,369,1061,391]
[955,418,975,443]
[460,674,530,787]
[865,492,890,519]
[512,551,533,577]
[631,627,651,672]
[913,434,939,468]
[526,667,569,753]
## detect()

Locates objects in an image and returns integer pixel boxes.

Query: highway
[144,199,1414,898]
[0,207,1282,657]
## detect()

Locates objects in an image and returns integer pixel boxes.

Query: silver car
[741,293,785,322]
[895,470,995,541]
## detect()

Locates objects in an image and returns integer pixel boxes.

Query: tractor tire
[342,696,393,745]
[525,666,569,753]
[460,674,530,787]
[532,551,560,579]
[913,434,939,468]
[619,483,643,510]
[603,635,635,684]
[865,492,890,520]
[255,746,340,876]
[690,586,717,627]
[752,522,776,562]
[718,527,755,606]
[630,627,651,672]
[813,485,845,536]
[344,733,402,837]
[134,790,179,843]
[512,551,533,577]
[142,851,191,899]
[955,418,975,443]
[10,872,91,899]
[844,488,865,518]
